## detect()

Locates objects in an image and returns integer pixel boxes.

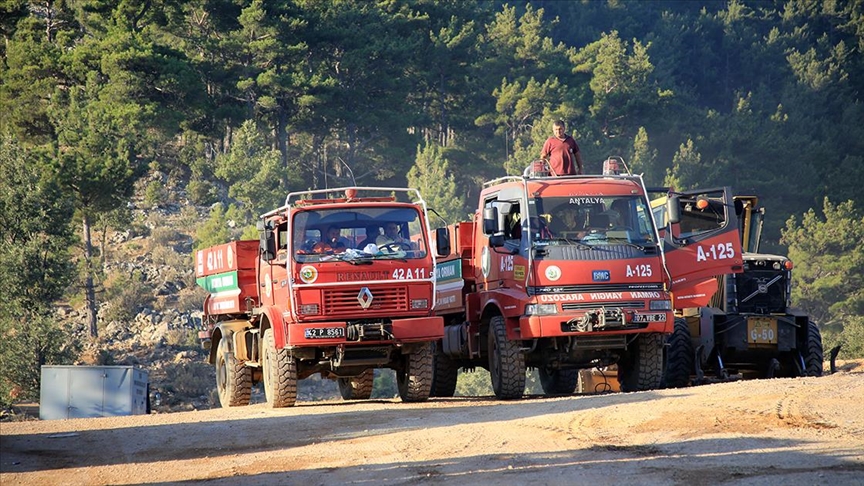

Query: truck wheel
[618,333,664,392]
[662,318,694,388]
[397,342,433,402]
[263,329,297,408]
[487,315,526,399]
[338,370,374,400]
[431,342,459,397]
[802,320,824,377]
[539,368,579,395]
[216,337,252,407]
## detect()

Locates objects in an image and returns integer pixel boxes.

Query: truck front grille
[562,301,644,311]
[323,286,408,315]
[734,269,788,314]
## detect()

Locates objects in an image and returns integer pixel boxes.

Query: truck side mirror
[257,220,276,261]
[483,207,498,235]
[435,227,451,257]
[489,234,505,248]
[666,197,681,225]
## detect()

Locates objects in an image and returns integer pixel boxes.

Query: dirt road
[3,363,863,486]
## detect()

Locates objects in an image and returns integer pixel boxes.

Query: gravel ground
[2,361,863,486]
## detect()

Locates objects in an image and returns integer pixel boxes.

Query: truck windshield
[528,196,656,247]
[292,206,428,262]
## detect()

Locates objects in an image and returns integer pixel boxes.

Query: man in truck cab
[356,225,380,249]
[324,225,350,250]
[375,223,407,246]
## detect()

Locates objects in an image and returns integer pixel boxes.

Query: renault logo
[357,287,374,309]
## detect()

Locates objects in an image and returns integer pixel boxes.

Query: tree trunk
[277,110,289,169]
[82,213,98,338]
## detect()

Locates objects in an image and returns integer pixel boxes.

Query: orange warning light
[696,199,709,210]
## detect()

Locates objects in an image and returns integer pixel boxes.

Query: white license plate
[304,327,345,339]
[632,313,666,323]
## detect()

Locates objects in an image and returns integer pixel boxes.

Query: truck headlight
[649,300,672,311]
[299,304,320,315]
[525,303,557,316]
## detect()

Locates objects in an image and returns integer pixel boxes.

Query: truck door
[260,221,290,308]
[660,187,743,307]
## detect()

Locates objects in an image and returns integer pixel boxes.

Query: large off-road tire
[487,316,526,399]
[397,342,433,402]
[430,341,459,397]
[662,318,694,388]
[216,337,252,408]
[539,368,579,395]
[618,333,664,392]
[802,320,824,377]
[338,369,375,400]
[263,329,298,408]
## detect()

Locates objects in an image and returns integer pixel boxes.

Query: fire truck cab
[432,159,743,398]
[197,187,444,407]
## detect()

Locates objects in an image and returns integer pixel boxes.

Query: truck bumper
[518,315,672,339]
[285,316,444,347]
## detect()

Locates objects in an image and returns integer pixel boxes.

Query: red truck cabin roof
[481,176,646,199]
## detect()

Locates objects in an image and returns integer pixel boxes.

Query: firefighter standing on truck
[541,120,584,176]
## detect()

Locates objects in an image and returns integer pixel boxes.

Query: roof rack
[260,186,426,219]
[484,156,643,187]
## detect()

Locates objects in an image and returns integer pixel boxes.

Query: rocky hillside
[54,170,343,413]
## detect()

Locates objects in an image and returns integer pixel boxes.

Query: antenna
[337,157,357,186]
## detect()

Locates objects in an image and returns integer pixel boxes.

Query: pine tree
[407,143,465,225]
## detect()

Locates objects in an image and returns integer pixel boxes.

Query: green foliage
[664,139,701,190]
[0,133,81,406]
[580,31,673,144]
[193,204,233,252]
[1,0,863,368]
[781,198,864,358]
[373,369,397,399]
[215,120,293,214]
[629,126,659,183]
[454,369,543,397]
[102,270,154,324]
[821,318,864,362]
[49,83,146,216]
[144,179,165,207]
[0,313,81,408]
[0,134,76,309]
[454,369,493,397]
[408,143,465,225]
[187,179,217,206]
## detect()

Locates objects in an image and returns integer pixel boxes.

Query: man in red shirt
[540,120,583,176]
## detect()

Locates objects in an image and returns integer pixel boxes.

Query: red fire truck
[196,187,444,407]
[431,159,743,398]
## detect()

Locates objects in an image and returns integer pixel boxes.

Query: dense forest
[1,1,863,403]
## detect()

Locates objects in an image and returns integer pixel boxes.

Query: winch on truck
[430,158,744,399]
[196,187,444,407]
